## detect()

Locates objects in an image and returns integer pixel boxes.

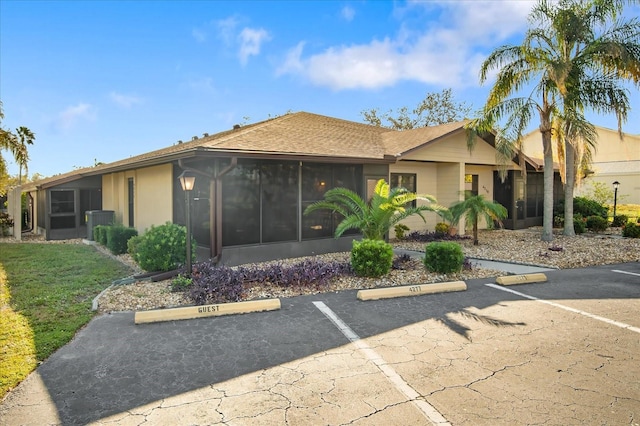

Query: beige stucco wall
[402,132,501,165]
[389,162,440,233]
[522,127,640,162]
[389,131,510,236]
[102,163,173,234]
[522,127,640,204]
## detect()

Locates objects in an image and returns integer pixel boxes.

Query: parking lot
[2,262,639,425]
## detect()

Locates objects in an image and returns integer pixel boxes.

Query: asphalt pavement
[1,261,639,425]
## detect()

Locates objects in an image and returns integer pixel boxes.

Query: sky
[1,0,639,179]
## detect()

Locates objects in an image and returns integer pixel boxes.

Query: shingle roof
[381,120,470,156]
[21,112,480,190]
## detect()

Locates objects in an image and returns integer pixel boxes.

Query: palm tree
[449,193,508,246]
[529,0,640,235]
[475,0,640,241]
[13,126,35,185]
[303,179,444,241]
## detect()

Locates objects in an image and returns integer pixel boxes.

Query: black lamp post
[178,170,196,276]
[613,181,620,220]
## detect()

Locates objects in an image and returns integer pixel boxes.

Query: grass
[609,204,640,221]
[0,242,132,399]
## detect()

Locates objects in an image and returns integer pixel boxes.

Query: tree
[14,126,35,185]
[473,0,640,241]
[303,179,444,240]
[449,193,508,246]
[361,88,472,130]
[0,101,36,188]
[529,0,640,236]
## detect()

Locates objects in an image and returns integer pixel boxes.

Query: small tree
[361,88,471,130]
[449,193,508,246]
[304,179,444,240]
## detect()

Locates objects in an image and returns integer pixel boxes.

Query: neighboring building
[521,126,640,204]
[14,112,555,265]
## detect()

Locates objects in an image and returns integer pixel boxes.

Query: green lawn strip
[0,243,132,399]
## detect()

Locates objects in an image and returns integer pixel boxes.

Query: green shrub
[350,239,393,277]
[573,197,608,218]
[127,234,142,256]
[171,274,193,292]
[622,222,640,238]
[133,222,196,272]
[0,212,14,236]
[611,215,628,228]
[553,215,564,228]
[423,242,464,274]
[94,225,108,245]
[435,222,450,234]
[586,215,608,233]
[573,214,586,234]
[106,225,138,255]
[394,223,410,240]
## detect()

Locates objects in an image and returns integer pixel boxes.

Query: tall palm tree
[303,179,444,241]
[528,0,640,236]
[449,193,508,246]
[475,44,558,241]
[13,126,35,185]
[475,0,640,241]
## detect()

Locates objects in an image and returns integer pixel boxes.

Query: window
[302,163,362,240]
[390,173,417,207]
[261,162,299,243]
[50,189,76,230]
[50,190,75,214]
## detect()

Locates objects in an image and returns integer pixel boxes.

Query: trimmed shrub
[94,225,108,246]
[611,214,628,228]
[351,239,393,277]
[406,230,470,243]
[573,197,608,218]
[586,215,608,233]
[133,222,196,272]
[573,214,586,234]
[106,225,138,255]
[127,234,142,256]
[423,242,464,274]
[394,223,410,240]
[435,222,450,234]
[0,212,14,236]
[622,222,640,238]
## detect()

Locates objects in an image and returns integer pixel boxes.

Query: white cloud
[341,6,355,22]
[56,103,95,131]
[216,16,240,45]
[238,27,271,65]
[109,92,142,109]
[192,28,207,43]
[277,1,536,90]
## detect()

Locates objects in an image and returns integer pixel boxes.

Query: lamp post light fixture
[613,181,620,220]
[178,170,196,276]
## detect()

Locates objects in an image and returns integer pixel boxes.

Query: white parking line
[486,283,640,334]
[312,301,451,426]
[612,269,640,277]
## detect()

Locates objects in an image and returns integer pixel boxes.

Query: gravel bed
[3,228,639,313]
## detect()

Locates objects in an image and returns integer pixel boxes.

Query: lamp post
[613,181,620,220]
[178,170,196,276]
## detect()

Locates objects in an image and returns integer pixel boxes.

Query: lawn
[0,242,132,399]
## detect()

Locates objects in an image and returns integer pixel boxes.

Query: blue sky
[1,0,639,178]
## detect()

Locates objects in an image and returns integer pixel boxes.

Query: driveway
[1,262,639,425]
